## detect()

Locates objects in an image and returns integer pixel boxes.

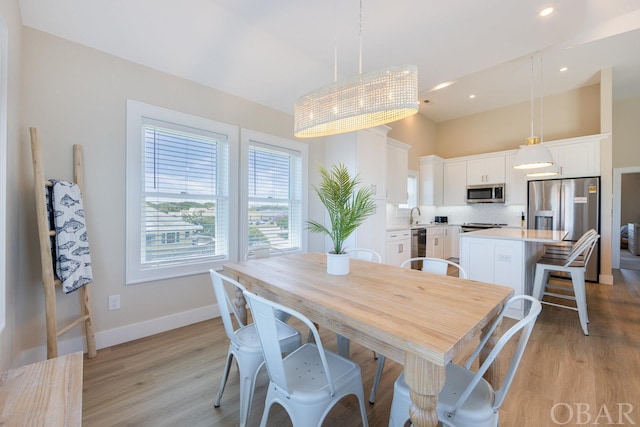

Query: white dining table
[224,252,513,427]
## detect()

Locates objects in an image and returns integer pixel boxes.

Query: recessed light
[540,7,554,17]
[560,67,568,72]
[469,94,476,99]
[432,81,455,91]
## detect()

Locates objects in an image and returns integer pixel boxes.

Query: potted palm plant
[307,163,376,275]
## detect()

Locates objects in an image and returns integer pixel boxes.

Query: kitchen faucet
[409,207,421,226]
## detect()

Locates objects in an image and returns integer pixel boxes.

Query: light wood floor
[83,269,640,426]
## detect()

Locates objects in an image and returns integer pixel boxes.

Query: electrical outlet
[108,294,120,311]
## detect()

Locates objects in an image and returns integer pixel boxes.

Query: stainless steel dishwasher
[411,228,426,269]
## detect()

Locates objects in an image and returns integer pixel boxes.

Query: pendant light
[293,0,419,138]
[513,55,555,170]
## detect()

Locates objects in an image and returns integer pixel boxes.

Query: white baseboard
[19,303,221,366]
[599,273,614,285]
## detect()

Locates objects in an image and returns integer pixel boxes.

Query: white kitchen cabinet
[426,226,444,259]
[419,155,444,206]
[387,138,411,204]
[385,229,411,266]
[444,225,461,259]
[467,155,506,185]
[504,153,528,205]
[443,161,467,205]
[325,126,390,258]
[459,237,525,319]
[546,138,600,179]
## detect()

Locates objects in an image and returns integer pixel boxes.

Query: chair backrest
[245,245,285,261]
[242,291,336,398]
[447,295,542,417]
[209,269,247,344]
[565,231,599,267]
[347,248,382,263]
[400,257,468,279]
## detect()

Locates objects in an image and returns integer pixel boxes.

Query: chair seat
[393,366,497,427]
[281,343,362,402]
[235,320,301,353]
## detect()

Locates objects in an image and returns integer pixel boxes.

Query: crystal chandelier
[513,55,555,171]
[293,1,419,138]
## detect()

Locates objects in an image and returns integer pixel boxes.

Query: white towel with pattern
[49,179,94,294]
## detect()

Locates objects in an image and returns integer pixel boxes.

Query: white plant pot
[327,252,350,275]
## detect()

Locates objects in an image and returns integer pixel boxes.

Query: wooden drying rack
[30,127,97,359]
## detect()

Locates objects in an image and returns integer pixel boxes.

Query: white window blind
[126,100,238,284]
[242,130,307,257]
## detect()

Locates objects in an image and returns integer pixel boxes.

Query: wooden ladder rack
[30,127,97,359]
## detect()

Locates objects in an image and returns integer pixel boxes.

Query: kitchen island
[459,228,567,319]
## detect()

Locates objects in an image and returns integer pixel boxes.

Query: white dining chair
[388,295,542,427]
[209,270,302,427]
[532,231,600,335]
[243,290,370,427]
[400,256,468,278]
[367,257,467,404]
[347,248,382,263]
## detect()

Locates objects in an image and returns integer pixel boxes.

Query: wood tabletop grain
[224,252,513,366]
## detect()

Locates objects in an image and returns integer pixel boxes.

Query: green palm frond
[307,163,376,254]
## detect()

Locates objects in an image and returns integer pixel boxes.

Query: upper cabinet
[419,155,444,206]
[444,161,467,205]
[387,138,411,204]
[467,155,506,185]
[325,126,389,200]
[504,154,528,205]
[545,137,601,179]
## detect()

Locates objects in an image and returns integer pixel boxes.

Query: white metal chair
[400,256,468,278]
[209,270,302,427]
[245,246,292,323]
[532,231,600,335]
[540,229,597,262]
[243,290,370,427]
[347,248,382,263]
[367,257,467,404]
[388,295,542,427]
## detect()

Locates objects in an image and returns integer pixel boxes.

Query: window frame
[125,100,239,284]
[239,129,308,260]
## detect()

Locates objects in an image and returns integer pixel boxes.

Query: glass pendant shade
[526,163,559,177]
[513,137,555,170]
[294,64,419,138]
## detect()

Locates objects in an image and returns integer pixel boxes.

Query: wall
[435,84,601,158]
[0,0,24,371]
[613,96,640,168]
[17,27,320,362]
[388,113,438,171]
[621,173,640,224]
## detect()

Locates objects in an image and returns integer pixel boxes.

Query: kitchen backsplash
[387,203,526,228]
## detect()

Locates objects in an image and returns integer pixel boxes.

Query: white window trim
[239,129,308,260]
[125,100,239,284]
[0,17,8,332]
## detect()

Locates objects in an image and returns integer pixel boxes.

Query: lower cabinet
[426,226,444,259]
[385,230,411,266]
[459,237,525,319]
[444,225,461,259]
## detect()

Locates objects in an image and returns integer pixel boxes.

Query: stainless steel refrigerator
[528,177,600,281]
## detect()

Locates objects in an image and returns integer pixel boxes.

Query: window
[240,130,307,258]
[399,170,419,209]
[126,100,238,284]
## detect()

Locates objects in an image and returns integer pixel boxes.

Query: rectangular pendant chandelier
[294,64,419,138]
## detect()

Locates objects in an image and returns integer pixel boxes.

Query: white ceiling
[18,0,640,123]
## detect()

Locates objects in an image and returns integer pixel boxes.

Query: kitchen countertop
[386,224,457,231]
[459,228,568,243]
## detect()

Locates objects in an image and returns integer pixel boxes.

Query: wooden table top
[0,352,83,426]
[224,252,513,366]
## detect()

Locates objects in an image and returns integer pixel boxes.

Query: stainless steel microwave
[466,184,505,203]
